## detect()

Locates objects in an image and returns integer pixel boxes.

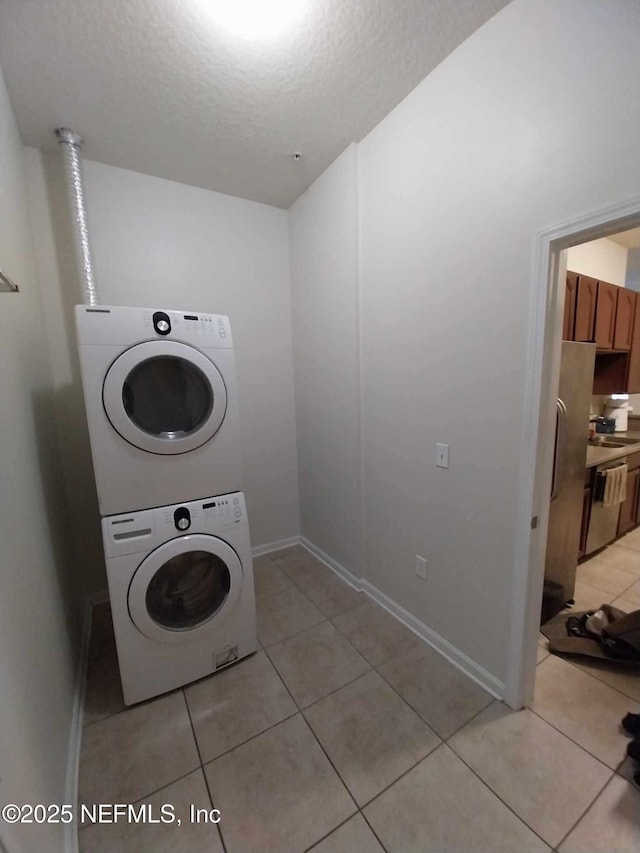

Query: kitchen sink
[588,436,624,447]
[588,435,640,448]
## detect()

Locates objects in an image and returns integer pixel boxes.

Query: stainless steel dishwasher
[585,457,627,555]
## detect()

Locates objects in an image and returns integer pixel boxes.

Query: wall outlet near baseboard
[415,555,428,581]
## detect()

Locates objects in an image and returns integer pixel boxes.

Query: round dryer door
[128,534,243,644]
[103,340,227,454]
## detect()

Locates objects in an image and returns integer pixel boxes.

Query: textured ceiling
[0,0,509,208]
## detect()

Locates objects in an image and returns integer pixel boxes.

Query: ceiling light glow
[202,0,307,41]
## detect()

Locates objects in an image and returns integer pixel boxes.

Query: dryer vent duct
[55,127,98,306]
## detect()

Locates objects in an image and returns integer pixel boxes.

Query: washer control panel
[102,492,247,557]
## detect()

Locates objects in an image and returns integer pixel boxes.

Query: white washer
[75,304,242,515]
[102,492,257,705]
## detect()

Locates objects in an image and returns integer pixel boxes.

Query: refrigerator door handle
[550,397,567,502]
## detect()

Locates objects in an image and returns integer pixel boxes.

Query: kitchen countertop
[586,429,640,468]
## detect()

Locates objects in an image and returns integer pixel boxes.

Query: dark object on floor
[622,712,640,736]
[627,739,640,763]
[545,605,640,665]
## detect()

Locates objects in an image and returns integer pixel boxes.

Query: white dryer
[76,304,242,515]
[102,491,257,705]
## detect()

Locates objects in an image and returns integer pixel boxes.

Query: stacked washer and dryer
[76,305,257,705]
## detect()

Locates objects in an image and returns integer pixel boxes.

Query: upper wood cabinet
[563,272,578,341]
[614,287,636,350]
[573,275,598,342]
[627,294,640,393]
[594,280,619,349]
[568,272,632,351]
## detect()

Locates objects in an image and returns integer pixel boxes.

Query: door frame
[505,196,640,710]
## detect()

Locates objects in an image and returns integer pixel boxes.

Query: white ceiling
[0,0,509,208]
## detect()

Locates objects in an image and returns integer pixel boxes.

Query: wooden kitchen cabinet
[614,288,636,350]
[626,293,640,393]
[574,275,598,342]
[594,280,619,349]
[563,272,578,340]
[617,467,640,537]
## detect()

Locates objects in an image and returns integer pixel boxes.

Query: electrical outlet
[415,555,427,581]
[436,443,449,468]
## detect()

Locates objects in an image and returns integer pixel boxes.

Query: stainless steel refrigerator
[541,340,596,623]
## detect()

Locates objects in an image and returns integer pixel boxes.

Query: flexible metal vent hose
[55,127,98,306]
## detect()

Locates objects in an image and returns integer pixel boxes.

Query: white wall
[289,0,640,690]
[288,146,361,573]
[26,153,300,594]
[358,0,640,685]
[0,65,77,853]
[566,237,628,285]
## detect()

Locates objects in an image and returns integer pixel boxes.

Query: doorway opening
[507,200,640,715]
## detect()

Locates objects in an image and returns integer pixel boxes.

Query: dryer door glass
[123,356,213,439]
[145,550,231,630]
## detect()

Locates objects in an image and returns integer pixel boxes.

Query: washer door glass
[128,534,243,645]
[145,549,230,630]
[103,340,228,455]
[123,356,213,439]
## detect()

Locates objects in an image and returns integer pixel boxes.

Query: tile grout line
[445,742,574,850]
[258,642,376,849]
[552,771,617,851]
[536,649,640,707]
[181,689,229,853]
[526,701,625,772]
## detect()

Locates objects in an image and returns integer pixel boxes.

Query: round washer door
[103,340,227,454]
[128,534,243,645]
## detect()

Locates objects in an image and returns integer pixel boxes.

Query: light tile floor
[78,544,640,852]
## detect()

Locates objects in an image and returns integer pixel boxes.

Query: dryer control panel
[102,491,247,557]
[75,304,233,349]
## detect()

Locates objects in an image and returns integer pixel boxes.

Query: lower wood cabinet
[617,454,640,537]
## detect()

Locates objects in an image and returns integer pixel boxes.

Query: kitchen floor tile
[364,744,550,853]
[616,528,640,552]
[620,577,640,604]
[611,595,640,611]
[273,549,334,589]
[332,600,423,666]
[559,774,640,853]
[256,582,325,646]
[304,670,440,806]
[572,655,640,703]
[79,691,199,806]
[531,655,631,768]
[572,579,615,611]
[83,650,125,727]
[267,621,370,708]
[252,554,296,604]
[576,557,637,596]
[449,703,611,848]
[595,543,640,576]
[184,650,296,762]
[302,570,364,618]
[78,769,222,853]
[308,814,385,853]
[377,642,493,739]
[204,714,356,853]
[537,645,550,664]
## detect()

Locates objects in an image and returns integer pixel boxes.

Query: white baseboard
[64,594,96,853]
[300,537,361,592]
[299,539,505,700]
[252,535,301,558]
